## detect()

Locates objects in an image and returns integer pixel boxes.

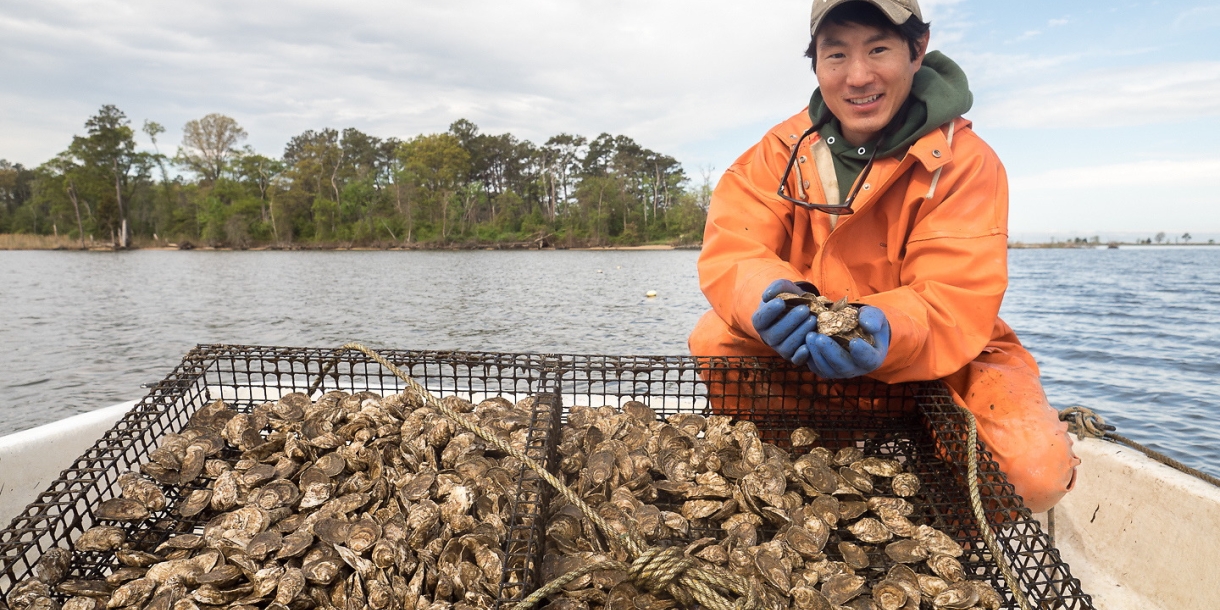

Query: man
[689,0,1079,512]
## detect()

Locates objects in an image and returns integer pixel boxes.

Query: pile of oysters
[541,403,1002,610]
[9,390,544,610]
[775,292,874,348]
[8,392,1008,610]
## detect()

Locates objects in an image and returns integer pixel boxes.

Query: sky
[2,0,1218,238]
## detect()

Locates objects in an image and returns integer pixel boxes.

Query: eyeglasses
[776,125,881,216]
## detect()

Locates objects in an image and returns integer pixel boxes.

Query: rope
[954,404,1035,610]
[325,343,761,610]
[1059,406,1220,488]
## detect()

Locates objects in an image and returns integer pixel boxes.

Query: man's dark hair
[805,1,931,71]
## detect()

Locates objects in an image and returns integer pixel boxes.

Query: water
[1002,246,1220,476]
[2,247,1218,477]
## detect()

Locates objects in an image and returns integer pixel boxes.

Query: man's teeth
[849,94,881,104]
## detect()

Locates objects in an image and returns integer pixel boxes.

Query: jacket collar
[823,118,966,218]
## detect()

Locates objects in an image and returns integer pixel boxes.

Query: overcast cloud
[2,0,1218,233]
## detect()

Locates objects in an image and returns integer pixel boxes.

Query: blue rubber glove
[805,305,891,378]
[751,279,820,365]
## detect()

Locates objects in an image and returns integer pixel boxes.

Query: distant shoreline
[4,233,1217,252]
[1007,241,1219,249]
[0,234,701,252]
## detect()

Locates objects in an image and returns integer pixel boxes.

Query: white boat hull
[1043,434,1220,609]
[0,402,133,525]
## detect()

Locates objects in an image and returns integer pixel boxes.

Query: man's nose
[845,58,874,88]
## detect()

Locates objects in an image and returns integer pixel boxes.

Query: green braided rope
[329,343,759,610]
[956,404,1034,610]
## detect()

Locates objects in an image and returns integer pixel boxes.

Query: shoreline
[1007,242,1219,249]
[5,233,1218,252]
[0,239,701,252]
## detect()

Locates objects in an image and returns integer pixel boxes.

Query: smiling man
[690,0,1080,512]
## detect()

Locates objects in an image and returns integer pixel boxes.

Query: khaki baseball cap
[810,0,923,37]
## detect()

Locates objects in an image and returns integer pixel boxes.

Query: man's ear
[911,32,930,70]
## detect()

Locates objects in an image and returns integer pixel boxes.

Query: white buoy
[645,290,657,298]
[597,269,603,273]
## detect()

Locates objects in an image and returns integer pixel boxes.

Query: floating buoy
[597,269,603,273]
[645,290,657,298]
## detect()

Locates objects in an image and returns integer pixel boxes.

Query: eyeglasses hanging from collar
[776,125,883,216]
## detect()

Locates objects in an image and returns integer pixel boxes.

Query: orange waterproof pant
[689,310,1079,513]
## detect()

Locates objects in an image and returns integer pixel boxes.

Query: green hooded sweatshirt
[807,51,973,203]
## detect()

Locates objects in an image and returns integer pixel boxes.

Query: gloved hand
[751,279,820,365]
[805,305,891,378]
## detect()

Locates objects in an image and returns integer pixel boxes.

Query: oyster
[777,292,875,346]
[931,581,978,609]
[117,473,167,512]
[926,554,967,583]
[837,542,870,570]
[870,580,908,610]
[821,573,866,606]
[34,547,72,585]
[847,518,892,544]
[56,580,112,599]
[790,428,819,447]
[890,473,921,497]
[94,498,149,522]
[884,540,928,564]
[75,526,126,552]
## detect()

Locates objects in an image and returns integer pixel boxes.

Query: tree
[9,108,705,248]
[66,105,150,248]
[1182,232,1192,243]
[178,114,248,183]
[233,150,285,241]
[0,160,35,233]
[398,134,470,241]
[1155,232,1166,244]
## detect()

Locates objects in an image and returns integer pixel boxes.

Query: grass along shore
[0,234,697,251]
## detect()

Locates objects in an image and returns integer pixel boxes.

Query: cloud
[1007,158,1220,233]
[1009,30,1041,43]
[1047,18,1069,27]
[974,62,1220,128]
[1010,158,1220,191]
[1174,5,1220,29]
[0,0,820,172]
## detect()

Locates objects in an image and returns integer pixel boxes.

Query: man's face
[814,20,927,146]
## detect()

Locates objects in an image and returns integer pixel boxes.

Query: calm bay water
[2,247,1218,476]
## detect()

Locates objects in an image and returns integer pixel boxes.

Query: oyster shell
[95,498,150,522]
[926,554,967,583]
[890,473,920,497]
[790,428,819,447]
[75,526,126,552]
[884,540,928,564]
[931,581,978,609]
[837,541,870,570]
[821,573,866,606]
[34,547,72,585]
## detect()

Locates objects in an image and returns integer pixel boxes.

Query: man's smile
[848,93,883,105]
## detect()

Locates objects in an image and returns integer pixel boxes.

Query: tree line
[0,105,712,249]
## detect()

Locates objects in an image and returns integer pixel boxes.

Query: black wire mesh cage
[0,345,1093,610]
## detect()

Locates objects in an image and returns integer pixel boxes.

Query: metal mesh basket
[0,346,1093,610]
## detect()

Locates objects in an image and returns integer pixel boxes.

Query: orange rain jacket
[690,109,1079,512]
